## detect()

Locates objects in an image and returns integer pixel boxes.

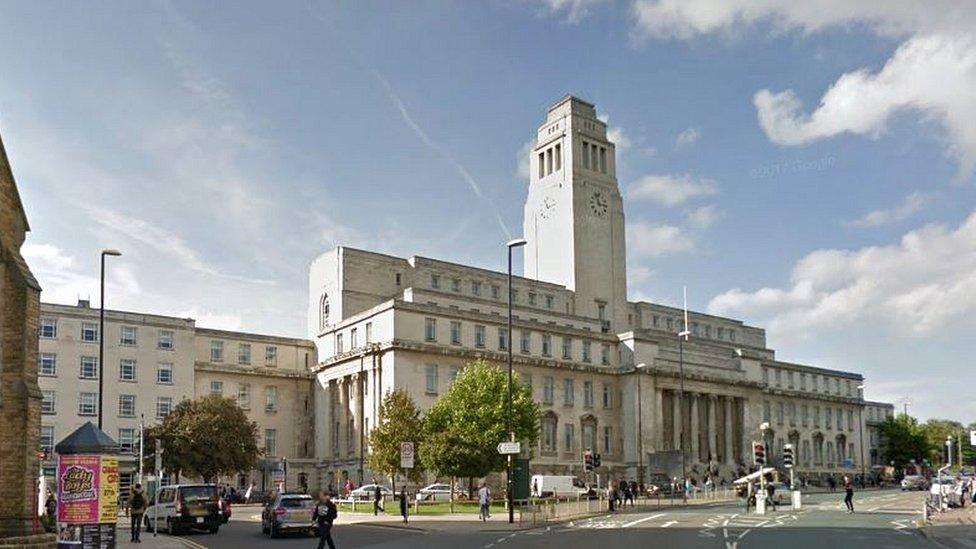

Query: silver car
[261,493,316,538]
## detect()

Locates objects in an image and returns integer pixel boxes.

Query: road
[169,488,939,548]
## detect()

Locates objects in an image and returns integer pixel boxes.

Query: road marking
[174,537,208,549]
[661,520,679,528]
[621,513,666,528]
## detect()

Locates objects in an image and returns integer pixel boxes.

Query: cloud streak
[845,192,928,228]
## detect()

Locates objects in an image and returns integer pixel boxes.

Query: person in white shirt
[478,483,491,521]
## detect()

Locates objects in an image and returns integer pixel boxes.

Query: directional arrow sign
[497,441,521,455]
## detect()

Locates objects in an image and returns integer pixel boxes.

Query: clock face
[539,196,557,219]
[589,191,609,218]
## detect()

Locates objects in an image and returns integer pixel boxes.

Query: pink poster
[57,455,100,524]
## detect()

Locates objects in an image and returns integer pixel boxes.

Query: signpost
[497,441,521,455]
[400,442,415,469]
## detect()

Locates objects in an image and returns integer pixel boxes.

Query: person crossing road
[843,475,855,513]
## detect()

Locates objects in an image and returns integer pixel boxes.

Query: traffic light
[593,454,601,468]
[753,440,766,466]
[783,444,794,469]
[584,451,594,472]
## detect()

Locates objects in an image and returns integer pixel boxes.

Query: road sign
[970,430,976,446]
[400,442,415,469]
[497,441,521,455]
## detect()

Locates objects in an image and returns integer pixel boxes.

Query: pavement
[920,504,976,549]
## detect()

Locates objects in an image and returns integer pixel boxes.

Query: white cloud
[627,174,718,206]
[707,209,976,339]
[628,265,657,286]
[628,222,695,258]
[516,139,534,181]
[675,126,700,147]
[684,204,721,230]
[538,0,607,23]
[607,126,632,153]
[845,192,929,228]
[23,242,141,306]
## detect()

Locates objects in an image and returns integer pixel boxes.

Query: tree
[145,394,261,482]
[367,389,425,486]
[879,415,932,470]
[920,419,968,467]
[423,360,540,482]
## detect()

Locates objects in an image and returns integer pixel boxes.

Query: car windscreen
[281,498,313,508]
[180,486,217,501]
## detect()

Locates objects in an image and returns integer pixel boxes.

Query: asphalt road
[170,488,940,548]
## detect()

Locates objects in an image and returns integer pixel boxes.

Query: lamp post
[635,363,647,488]
[857,383,866,486]
[98,248,121,430]
[677,286,691,497]
[506,238,527,524]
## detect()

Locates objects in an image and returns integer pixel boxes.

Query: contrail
[305,1,513,240]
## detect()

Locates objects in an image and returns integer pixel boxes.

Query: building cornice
[195,361,314,380]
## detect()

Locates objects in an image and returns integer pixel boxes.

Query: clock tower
[523,96,628,330]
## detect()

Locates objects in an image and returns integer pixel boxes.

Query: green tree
[879,415,932,470]
[145,394,261,482]
[367,389,426,486]
[424,360,540,481]
[920,419,967,467]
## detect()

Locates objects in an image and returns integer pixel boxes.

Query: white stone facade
[309,96,893,488]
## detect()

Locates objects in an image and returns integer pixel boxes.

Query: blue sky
[2,1,974,421]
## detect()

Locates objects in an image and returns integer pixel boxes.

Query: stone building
[308,96,891,487]
[0,131,53,545]
[865,401,896,467]
[36,301,317,494]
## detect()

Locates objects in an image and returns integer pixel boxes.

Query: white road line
[661,520,679,528]
[621,513,666,528]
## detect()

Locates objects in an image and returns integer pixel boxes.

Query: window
[787,371,794,389]
[834,379,840,394]
[41,391,56,414]
[528,292,537,306]
[350,327,358,349]
[520,373,532,392]
[777,402,784,425]
[562,379,574,406]
[847,410,854,431]
[81,322,98,342]
[118,428,136,454]
[80,356,97,379]
[365,323,372,344]
[40,426,54,456]
[729,329,736,341]
[762,367,769,385]
[424,318,437,341]
[39,318,57,338]
[811,375,818,392]
[156,362,173,384]
[543,377,554,404]
[601,344,610,365]
[603,426,613,454]
[237,383,251,410]
[395,273,402,286]
[692,322,699,336]
[158,330,174,350]
[763,401,771,422]
[814,406,821,427]
[450,321,461,345]
[597,303,606,321]
[474,325,486,348]
[775,369,782,387]
[319,293,330,328]
[210,380,224,395]
[542,334,552,357]
[424,365,438,394]
[472,281,482,296]
[545,295,554,309]
[120,326,137,346]
[789,402,797,426]
[79,392,97,416]
[451,278,461,292]
[335,333,344,353]
[801,405,809,427]
[826,408,833,430]
[716,326,724,339]
[491,285,500,299]
[119,395,135,417]
[430,274,440,289]
[581,141,590,168]
[599,147,607,173]
[119,359,136,382]
[555,143,562,171]
[498,327,508,351]
[561,337,572,360]
[520,330,530,354]
[583,381,593,408]
[264,429,277,456]
[582,341,592,363]
[264,346,277,366]
[603,384,612,408]
[800,373,807,390]
[837,408,844,430]
[449,366,460,385]
[38,353,57,376]
[211,341,224,362]
[564,423,575,451]
[542,417,557,452]
[265,386,278,413]
[238,343,251,365]
[538,151,545,178]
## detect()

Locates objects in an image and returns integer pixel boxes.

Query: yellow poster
[98,456,119,523]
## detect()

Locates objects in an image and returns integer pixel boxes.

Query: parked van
[145,484,222,535]
[530,475,587,498]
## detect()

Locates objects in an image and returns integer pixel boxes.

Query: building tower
[523,96,628,330]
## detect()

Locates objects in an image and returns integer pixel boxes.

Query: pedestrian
[399,488,409,524]
[313,490,338,549]
[478,482,491,521]
[45,491,56,518]
[843,475,854,513]
[532,478,538,498]
[128,483,147,543]
[705,476,714,498]
[345,478,355,497]
[766,480,777,511]
[607,485,617,513]
[373,482,384,515]
[828,476,836,492]
[630,481,639,504]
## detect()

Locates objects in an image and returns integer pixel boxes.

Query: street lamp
[677,286,691,497]
[635,363,647,488]
[857,383,866,486]
[506,237,527,524]
[98,248,121,430]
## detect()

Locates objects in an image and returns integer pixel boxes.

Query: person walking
[478,482,491,521]
[373,482,384,516]
[313,490,338,549]
[766,480,777,511]
[843,475,855,513]
[128,483,148,543]
[399,488,409,524]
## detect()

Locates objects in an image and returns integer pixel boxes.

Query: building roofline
[195,326,314,347]
[764,358,864,380]
[549,94,594,112]
[41,301,196,326]
[0,130,31,230]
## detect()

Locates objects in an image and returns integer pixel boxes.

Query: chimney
[77,298,90,308]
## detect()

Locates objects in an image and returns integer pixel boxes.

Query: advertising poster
[57,454,118,549]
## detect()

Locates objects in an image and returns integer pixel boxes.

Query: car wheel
[144,517,152,532]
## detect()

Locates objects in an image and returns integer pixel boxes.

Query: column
[724,396,734,465]
[740,398,750,464]
[654,388,665,452]
[672,390,681,450]
[690,393,700,462]
[338,377,348,457]
[707,395,717,462]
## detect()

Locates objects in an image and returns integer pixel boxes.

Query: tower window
[546,148,553,175]
[599,147,607,173]
[538,152,545,178]
[591,145,598,171]
[554,144,561,171]
[581,142,589,168]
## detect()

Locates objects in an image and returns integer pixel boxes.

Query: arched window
[319,293,330,329]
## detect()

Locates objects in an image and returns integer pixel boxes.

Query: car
[418,483,466,501]
[349,484,393,501]
[144,484,222,535]
[764,482,789,506]
[901,475,929,491]
[261,493,316,538]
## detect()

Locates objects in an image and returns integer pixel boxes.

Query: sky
[1,0,974,422]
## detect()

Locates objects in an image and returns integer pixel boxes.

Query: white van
[531,475,586,498]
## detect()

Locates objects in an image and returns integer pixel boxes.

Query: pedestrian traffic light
[753,440,766,466]
[584,451,594,472]
[783,444,794,469]
[593,454,601,468]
